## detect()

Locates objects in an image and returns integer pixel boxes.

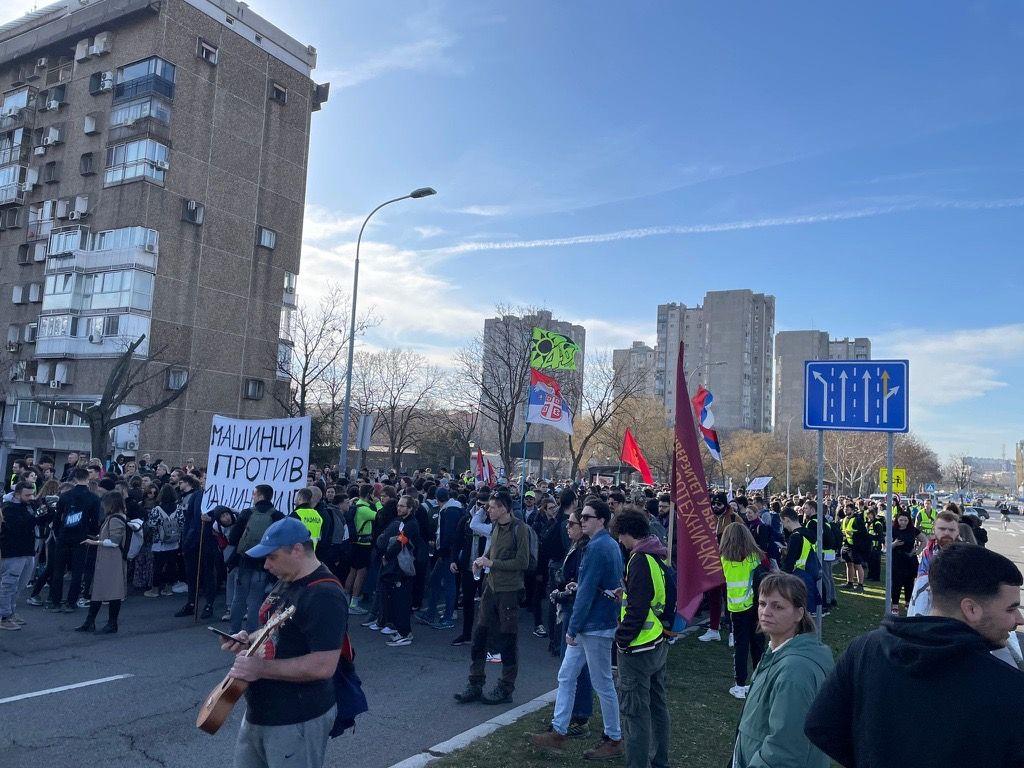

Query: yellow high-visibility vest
[294,506,323,545]
[621,552,666,648]
[722,553,760,613]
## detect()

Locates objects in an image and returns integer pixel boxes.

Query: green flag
[530,326,579,370]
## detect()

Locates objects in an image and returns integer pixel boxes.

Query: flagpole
[519,423,530,503]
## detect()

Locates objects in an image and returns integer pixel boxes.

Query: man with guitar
[217,517,349,768]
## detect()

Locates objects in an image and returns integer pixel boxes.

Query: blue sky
[5,1,1022,461]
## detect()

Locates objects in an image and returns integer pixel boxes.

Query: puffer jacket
[733,633,834,768]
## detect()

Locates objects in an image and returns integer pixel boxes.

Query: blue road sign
[804,360,909,432]
[924,483,937,492]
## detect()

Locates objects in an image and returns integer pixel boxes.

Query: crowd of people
[2,450,1022,768]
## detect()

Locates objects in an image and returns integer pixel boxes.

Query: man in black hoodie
[47,467,101,611]
[805,543,1024,768]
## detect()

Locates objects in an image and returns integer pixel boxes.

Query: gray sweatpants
[234,705,336,768]
[0,556,34,618]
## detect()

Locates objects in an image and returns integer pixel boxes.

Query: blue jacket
[568,528,624,636]
[180,489,215,552]
[435,500,463,559]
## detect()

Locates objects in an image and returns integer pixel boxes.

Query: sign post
[804,360,909,620]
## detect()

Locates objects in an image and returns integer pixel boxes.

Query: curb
[386,688,557,768]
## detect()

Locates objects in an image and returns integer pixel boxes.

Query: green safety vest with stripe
[722,553,761,613]
[794,534,815,570]
[917,507,937,535]
[293,506,323,545]
[841,515,858,546]
[621,552,666,649]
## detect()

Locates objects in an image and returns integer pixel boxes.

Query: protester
[730,572,832,767]
[613,506,671,768]
[699,492,742,642]
[47,467,101,611]
[145,483,181,598]
[454,489,530,705]
[175,474,217,620]
[779,508,820,614]
[420,486,462,629]
[228,484,284,633]
[720,522,771,698]
[376,494,423,646]
[449,491,486,646]
[76,492,135,634]
[0,483,37,630]
[907,510,961,616]
[805,544,1024,767]
[529,497,623,758]
[889,509,925,615]
[344,484,377,614]
[839,502,869,591]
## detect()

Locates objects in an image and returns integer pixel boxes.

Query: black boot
[98,623,118,634]
[453,683,483,703]
[75,601,101,632]
[481,684,513,705]
[100,600,121,633]
[174,603,195,618]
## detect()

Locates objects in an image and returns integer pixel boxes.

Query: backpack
[156,505,180,546]
[648,555,678,630]
[114,514,134,560]
[238,506,275,556]
[513,520,539,572]
[327,504,348,546]
[396,522,416,577]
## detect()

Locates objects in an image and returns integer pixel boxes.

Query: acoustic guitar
[196,604,297,734]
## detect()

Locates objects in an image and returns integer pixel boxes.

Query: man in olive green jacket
[733,632,834,768]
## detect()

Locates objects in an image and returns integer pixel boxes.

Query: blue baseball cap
[245,517,311,557]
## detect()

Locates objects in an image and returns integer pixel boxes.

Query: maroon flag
[671,342,725,622]
[620,428,654,484]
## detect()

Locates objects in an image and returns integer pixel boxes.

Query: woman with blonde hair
[732,573,833,768]
[719,521,771,699]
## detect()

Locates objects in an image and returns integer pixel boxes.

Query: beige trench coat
[90,514,127,602]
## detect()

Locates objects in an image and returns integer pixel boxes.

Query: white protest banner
[203,415,311,514]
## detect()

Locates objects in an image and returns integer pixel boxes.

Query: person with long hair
[146,483,181,597]
[720,522,771,699]
[732,573,833,768]
[76,492,132,633]
[889,510,925,615]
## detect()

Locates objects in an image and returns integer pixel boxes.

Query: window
[181,198,204,225]
[15,400,92,427]
[109,96,171,127]
[1,207,24,229]
[113,57,175,102]
[166,367,188,390]
[88,70,114,95]
[12,285,24,304]
[270,83,287,105]
[197,39,218,65]
[104,138,168,186]
[243,379,265,400]
[257,226,276,249]
[0,127,26,165]
[28,283,42,303]
[24,323,36,343]
[116,56,175,85]
[279,307,293,341]
[90,226,158,252]
[28,200,56,240]
[283,271,297,293]
[17,244,32,264]
[38,315,73,338]
[43,161,60,183]
[48,227,85,255]
[1,88,31,115]
[79,152,95,176]
[101,315,120,336]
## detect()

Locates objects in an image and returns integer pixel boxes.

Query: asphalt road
[0,586,560,768]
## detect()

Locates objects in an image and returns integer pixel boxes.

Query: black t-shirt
[244,564,348,726]
[891,526,920,563]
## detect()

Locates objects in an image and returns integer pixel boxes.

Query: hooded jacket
[733,632,833,768]
[805,616,1024,768]
[615,535,668,652]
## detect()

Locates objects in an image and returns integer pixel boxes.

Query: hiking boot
[583,735,624,760]
[481,684,512,704]
[566,719,591,739]
[528,730,568,753]
[174,604,195,618]
[26,596,44,607]
[453,683,483,703]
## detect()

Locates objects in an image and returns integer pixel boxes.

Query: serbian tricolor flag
[486,458,498,487]
[526,369,574,435]
[691,386,722,463]
[671,343,725,625]
[475,449,486,483]
[620,428,653,484]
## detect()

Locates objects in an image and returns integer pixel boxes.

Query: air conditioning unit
[284,286,295,294]
[42,135,58,147]
[37,57,48,69]
[144,242,157,253]
[46,100,59,111]
[33,146,46,157]
[19,181,32,192]
[49,379,61,389]
[6,342,20,353]
[126,440,138,451]
[88,331,102,343]
[155,160,170,171]
[187,200,199,211]
[83,115,98,135]
[67,210,82,221]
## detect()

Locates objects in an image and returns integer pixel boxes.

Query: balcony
[113,74,174,104]
[0,105,37,132]
[45,245,158,275]
[107,115,172,146]
[0,182,26,207]
[36,325,152,359]
[0,142,30,168]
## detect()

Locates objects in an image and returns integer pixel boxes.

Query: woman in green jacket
[732,572,834,768]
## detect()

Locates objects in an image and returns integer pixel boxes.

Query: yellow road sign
[879,467,907,494]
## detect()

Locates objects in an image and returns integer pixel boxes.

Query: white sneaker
[366,622,381,631]
[171,581,188,594]
[728,631,735,648]
[380,626,398,636]
[729,685,748,699]
[486,652,502,664]
[387,633,413,647]
[698,629,721,642]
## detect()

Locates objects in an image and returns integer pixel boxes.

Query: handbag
[397,522,416,577]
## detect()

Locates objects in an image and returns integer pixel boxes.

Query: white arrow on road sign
[813,371,828,422]
[862,370,871,422]
[839,371,848,422]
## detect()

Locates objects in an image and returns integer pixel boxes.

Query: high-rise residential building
[703,289,774,432]
[829,337,872,360]
[612,340,656,398]
[0,0,327,468]
[654,302,705,423]
[774,330,829,434]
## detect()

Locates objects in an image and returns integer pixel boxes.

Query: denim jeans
[551,632,620,739]
[231,567,268,634]
[0,556,34,617]
[424,558,456,621]
[560,626,594,721]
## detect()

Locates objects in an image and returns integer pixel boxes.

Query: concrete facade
[654,301,705,424]
[611,340,656,398]
[773,330,829,434]
[0,0,325,468]
[829,336,872,360]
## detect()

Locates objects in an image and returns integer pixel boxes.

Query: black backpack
[114,514,132,560]
[650,555,678,630]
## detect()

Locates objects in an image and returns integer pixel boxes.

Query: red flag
[671,342,725,622]
[619,428,654,484]
[486,459,498,487]
[475,449,485,483]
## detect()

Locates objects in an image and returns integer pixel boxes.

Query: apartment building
[611,340,656,398]
[0,0,327,468]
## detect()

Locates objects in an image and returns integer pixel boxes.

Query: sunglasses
[579,513,599,522]
[567,519,581,528]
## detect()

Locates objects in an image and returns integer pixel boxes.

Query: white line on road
[0,674,133,705]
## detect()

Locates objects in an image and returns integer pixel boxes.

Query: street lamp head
[410,187,437,199]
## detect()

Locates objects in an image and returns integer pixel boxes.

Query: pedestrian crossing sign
[878,467,906,494]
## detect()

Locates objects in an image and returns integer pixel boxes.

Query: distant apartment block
[0,0,328,468]
[612,340,656,398]
[829,337,871,360]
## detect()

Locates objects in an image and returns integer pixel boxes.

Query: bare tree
[564,351,651,477]
[944,454,973,497]
[274,285,375,418]
[43,335,187,459]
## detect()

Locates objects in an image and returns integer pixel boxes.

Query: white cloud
[302,205,362,242]
[428,196,1024,257]
[414,225,445,238]
[317,36,457,90]
[452,205,511,217]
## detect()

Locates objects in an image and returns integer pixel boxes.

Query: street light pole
[338,187,436,479]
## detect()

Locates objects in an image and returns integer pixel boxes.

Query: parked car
[961,505,990,520]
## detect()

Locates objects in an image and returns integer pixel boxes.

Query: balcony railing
[0,182,26,207]
[0,105,37,132]
[112,74,174,104]
[45,246,158,274]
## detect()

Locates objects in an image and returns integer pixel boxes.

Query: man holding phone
[219,517,349,768]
